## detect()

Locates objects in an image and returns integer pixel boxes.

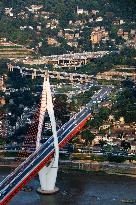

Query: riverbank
[0,157,24,168]
[59,160,136,177]
[0,157,136,177]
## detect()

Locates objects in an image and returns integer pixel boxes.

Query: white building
[77,6,88,15]
[96,17,103,22]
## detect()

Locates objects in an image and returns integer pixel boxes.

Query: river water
[0,168,136,205]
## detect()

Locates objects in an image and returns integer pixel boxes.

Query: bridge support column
[84,58,87,65]
[7,63,13,71]
[20,68,22,74]
[80,77,83,84]
[37,72,59,195]
[34,69,37,78]
[32,69,37,79]
[56,72,60,80]
[37,156,59,194]
[70,74,73,82]
[32,72,34,79]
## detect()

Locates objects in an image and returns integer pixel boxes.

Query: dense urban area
[0,0,136,167]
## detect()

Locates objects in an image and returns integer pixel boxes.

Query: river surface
[0,168,136,205]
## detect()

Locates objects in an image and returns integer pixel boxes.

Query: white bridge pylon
[36,72,59,194]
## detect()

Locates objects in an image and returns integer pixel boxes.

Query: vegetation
[107,155,126,163]
[0,0,135,55]
[80,129,95,145]
[0,59,9,75]
[69,86,99,112]
[113,79,136,123]
[86,107,111,129]
[54,94,70,123]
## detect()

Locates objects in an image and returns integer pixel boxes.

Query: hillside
[0,0,135,56]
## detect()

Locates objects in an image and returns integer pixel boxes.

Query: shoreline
[60,168,136,178]
[59,160,136,178]
[0,158,136,178]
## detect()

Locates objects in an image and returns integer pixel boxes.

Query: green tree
[0,59,9,75]
[54,94,70,123]
[81,129,95,145]
[99,139,107,147]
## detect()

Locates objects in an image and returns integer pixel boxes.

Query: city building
[67,41,78,48]
[117,29,129,40]
[0,97,6,106]
[92,10,99,15]
[76,6,89,15]
[47,37,60,47]
[5,8,13,17]
[91,27,109,44]
[0,76,5,91]
[26,5,43,13]
[46,19,59,29]
[96,17,103,22]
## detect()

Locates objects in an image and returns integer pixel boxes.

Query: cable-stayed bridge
[0,83,112,205]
